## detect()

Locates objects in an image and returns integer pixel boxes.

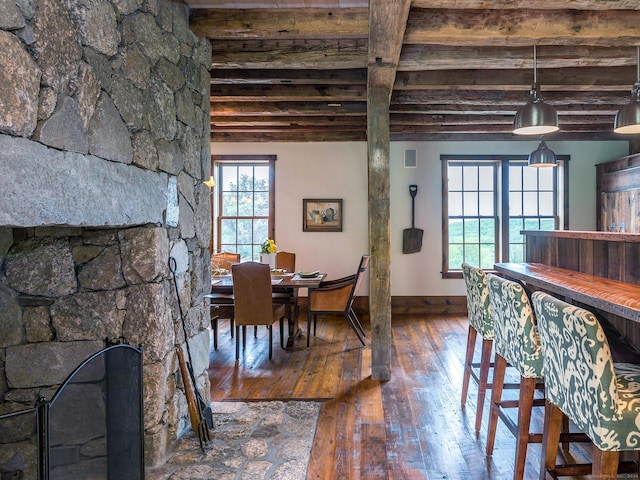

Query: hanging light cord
[533,45,538,85]
[630,46,640,99]
[635,45,640,88]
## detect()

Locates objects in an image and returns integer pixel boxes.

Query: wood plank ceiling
[187,0,640,142]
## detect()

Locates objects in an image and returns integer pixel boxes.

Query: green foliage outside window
[218,164,271,262]
[444,157,561,275]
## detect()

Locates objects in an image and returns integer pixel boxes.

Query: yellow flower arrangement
[261,238,277,254]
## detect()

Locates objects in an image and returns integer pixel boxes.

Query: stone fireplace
[0,0,212,476]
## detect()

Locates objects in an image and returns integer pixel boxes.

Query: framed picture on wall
[303,199,343,232]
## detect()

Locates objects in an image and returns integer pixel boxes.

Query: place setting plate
[292,271,321,281]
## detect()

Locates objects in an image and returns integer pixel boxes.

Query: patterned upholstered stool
[532,291,640,479]
[461,263,495,436]
[485,273,545,480]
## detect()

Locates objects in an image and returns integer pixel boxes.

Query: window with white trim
[212,155,275,262]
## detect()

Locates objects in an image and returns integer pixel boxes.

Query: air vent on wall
[404,149,417,168]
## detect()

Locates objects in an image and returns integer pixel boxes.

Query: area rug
[146,400,322,480]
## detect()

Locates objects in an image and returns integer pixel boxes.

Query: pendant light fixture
[513,46,559,135]
[614,46,640,134]
[528,137,557,167]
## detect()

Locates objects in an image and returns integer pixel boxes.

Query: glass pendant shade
[513,46,559,135]
[528,137,557,167]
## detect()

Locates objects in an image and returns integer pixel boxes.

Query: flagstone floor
[146,400,321,480]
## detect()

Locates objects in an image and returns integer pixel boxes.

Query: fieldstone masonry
[0,0,212,477]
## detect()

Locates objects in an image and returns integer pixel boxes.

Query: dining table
[210,271,327,349]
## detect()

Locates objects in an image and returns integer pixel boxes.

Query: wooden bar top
[521,230,640,243]
[494,262,640,324]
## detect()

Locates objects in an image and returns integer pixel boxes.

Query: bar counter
[494,262,640,324]
[521,229,640,345]
[522,230,640,243]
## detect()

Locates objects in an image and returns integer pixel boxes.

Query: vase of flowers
[260,238,277,268]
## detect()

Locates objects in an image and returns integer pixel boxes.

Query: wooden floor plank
[361,422,389,479]
[308,397,340,480]
[207,312,608,480]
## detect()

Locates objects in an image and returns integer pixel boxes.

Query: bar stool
[485,273,544,480]
[532,291,640,479]
[460,263,494,436]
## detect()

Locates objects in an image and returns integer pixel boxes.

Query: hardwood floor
[207,313,622,480]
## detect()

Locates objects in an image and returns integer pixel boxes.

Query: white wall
[211,142,369,285]
[212,139,629,297]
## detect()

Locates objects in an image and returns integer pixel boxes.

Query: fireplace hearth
[40,341,143,480]
[0,341,143,480]
[0,0,213,472]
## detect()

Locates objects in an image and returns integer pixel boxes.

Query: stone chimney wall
[0,0,212,473]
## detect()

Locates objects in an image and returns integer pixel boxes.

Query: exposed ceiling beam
[211,39,368,69]
[410,0,640,10]
[190,2,640,142]
[190,8,369,39]
[405,8,640,47]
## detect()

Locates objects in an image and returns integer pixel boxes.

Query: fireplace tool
[169,257,213,450]
[176,345,210,452]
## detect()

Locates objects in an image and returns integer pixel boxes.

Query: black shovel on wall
[402,185,424,254]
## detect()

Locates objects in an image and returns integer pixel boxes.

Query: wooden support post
[368,84,392,381]
[366,0,411,381]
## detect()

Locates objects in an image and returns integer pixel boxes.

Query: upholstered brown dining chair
[275,251,296,272]
[231,262,286,360]
[273,250,298,321]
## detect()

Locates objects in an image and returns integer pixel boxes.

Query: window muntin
[214,156,275,262]
[447,163,498,271]
[442,155,566,278]
[507,162,558,262]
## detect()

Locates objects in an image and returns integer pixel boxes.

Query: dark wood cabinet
[596,154,640,232]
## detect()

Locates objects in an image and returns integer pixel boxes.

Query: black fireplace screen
[39,342,144,480]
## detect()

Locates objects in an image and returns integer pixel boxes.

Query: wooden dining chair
[273,251,298,322]
[532,291,640,479]
[211,251,240,272]
[209,251,240,346]
[231,262,286,360]
[306,255,369,347]
[205,293,234,349]
[275,251,296,272]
